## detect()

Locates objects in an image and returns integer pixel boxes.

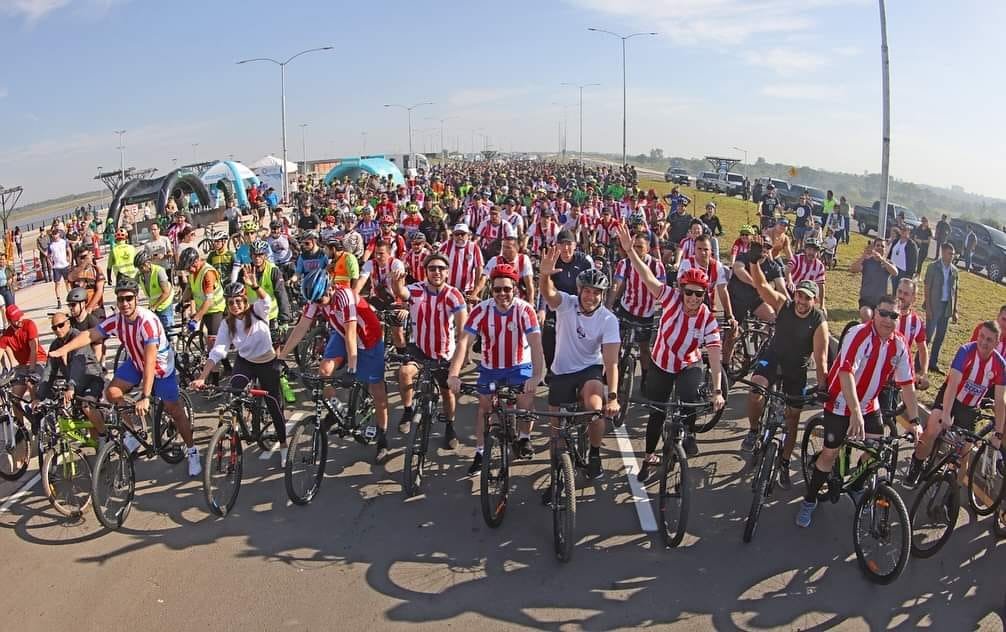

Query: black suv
[948,218,1006,283]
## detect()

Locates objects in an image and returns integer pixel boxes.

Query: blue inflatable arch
[323,156,405,187]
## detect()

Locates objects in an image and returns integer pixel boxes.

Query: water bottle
[187,319,198,332]
[279,374,295,403]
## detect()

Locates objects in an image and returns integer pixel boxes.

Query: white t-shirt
[49,238,70,269]
[551,292,620,376]
[890,240,908,270]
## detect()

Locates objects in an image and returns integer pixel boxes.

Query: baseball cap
[5,305,23,323]
[556,230,576,244]
[794,280,818,298]
[452,223,470,234]
[775,218,790,226]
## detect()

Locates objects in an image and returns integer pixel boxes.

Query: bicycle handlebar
[191,383,269,398]
[629,396,712,412]
[737,378,825,406]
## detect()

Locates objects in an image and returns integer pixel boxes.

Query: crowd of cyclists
[3,158,1005,578]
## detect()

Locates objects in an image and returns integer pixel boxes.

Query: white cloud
[0,0,70,20]
[761,83,846,100]
[448,87,529,108]
[743,48,828,74]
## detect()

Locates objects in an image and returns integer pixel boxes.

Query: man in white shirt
[48,230,72,308]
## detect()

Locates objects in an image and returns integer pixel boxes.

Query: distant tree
[649,148,664,161]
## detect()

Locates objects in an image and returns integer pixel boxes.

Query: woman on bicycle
[191,270,287,463]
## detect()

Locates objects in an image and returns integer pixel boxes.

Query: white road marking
[613,425,657,532]
[259,411,306,460]
[0,473,40,514]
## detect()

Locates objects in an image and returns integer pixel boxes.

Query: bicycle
[613,319,653,428]
[725,318,773,382]
[736,377,821,543]
[388,352,449,498]
[629,396,712,548]
[90,392,194,529]
[800,421,913,584]
[909,417,1004,558]
[0,372,39,481]
[199,383,273,517]
[36,392,97,519]
[285,371,376,505]
[964,412,1006,517]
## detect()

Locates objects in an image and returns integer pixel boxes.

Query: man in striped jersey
[969,304,1006,358]
[677,234,734,322]
[905,322,1006,488]
[895,277,930,391]
[439,224,484,304]
[391,253,468,449]
[796,295,922,528]
[785,238,827,312]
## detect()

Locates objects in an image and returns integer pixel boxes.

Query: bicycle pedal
[362,426,378,441]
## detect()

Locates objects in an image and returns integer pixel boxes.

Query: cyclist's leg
[79,375,107,435]
[398,346,421,410]
[576,368,607,448]
[512,364,535,437]
[320,330,345,401]
[779,370,809,461]
[747,355,775,433]
[676,364,705,433]
[358,340,388,434]
[804,411,847,502]
[253,359,286,445]
[642,365,676,459]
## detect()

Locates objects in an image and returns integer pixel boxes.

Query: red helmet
[490,263,519,283]
[115,229,127,241]
[678,268,709,290]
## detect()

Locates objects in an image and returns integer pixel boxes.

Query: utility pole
[561,82,599,163]
[299,123,309,172]
[114,129,126,178]
[877,0,892,240]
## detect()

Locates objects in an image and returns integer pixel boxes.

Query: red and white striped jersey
[475,220,516,244]
[825,323,914,416]
[302,287,382,350]
[970,323,1006,358]
[593,218,619,245]
[677,257,728,308]
[948,342,1006,407]
[403,246,431,282]
[614,255,667,318]
[501,211,525,235]
[485,253,533,280]
[650,287,721,373]
[897,309,927,348]
[361,257,406,298]
[678,236,697,260]
[730,239,750,260]
[406,282,467,360]
[439,239,484,294]
[530,220,561,253]
[788,253,826,285]
[99,307,174,378]
[463,297,540,369]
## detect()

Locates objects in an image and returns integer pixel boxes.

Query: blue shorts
[324,331,385,385]
[156,308,174,331]
[476,363,532,396]
[113,360,180,403]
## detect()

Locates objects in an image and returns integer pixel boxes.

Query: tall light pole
[114,129,126,178]
[236,46,334,203]
[560,82,600,163]
[588,28,658,166]
[427,115,456,155]
[383,102,434,156]
[732,146,749,180]
[877,0,892,240]
[551,102,572,157]
[191,143,200,162]
[299,123,309,172]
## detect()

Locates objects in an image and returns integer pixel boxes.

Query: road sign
[788,166,798,177]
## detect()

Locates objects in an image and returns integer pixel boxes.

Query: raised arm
[615,224,663,299]
[537,246,562,311]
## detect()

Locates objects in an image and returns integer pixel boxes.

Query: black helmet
[251,240,270,255]
[115,275,139,294]
[223,281,246,299]
[133,250,151,269]
[576,268,610,291]
[66,287,88,304]
[177,247,200,270]
[269,220,283,230]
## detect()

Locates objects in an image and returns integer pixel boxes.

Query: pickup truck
[664,167,691,185]
[783,184,825,215]
[725,172,745,196]
[948,218,1006,283]
[853,201,921,237]
[696,170,726,193]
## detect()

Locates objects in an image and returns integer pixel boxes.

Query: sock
[476,446,484,455]
[805,467,829,503]
[403,405,414,418]
[519,432,530,440]
[589,446,600,458]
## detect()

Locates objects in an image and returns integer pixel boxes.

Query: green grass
[640,178,1006,399]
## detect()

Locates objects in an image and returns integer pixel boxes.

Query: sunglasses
[227,297,248,305]
[426,265,447,272]
[116,294,136,303]
[491,286,514,294]
[51,321,69,332]
[876,309,900,320]
[682,288,706,298]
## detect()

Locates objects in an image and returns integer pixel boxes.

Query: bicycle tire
[968,442,1006,516]
[41,444,92,519]
[657,441,691,548]
[0,419,31,481]
[909,469,960,559]
[203,423,243,517]
[153,393,188,465]
[800,413,827,490]
[553,451,576,562]
[854,482,911,584]
[285,416,327,505]
[402,407,429,497]
[91,440,135,530]
[294,325,328,375]
[251,400,279,453]
[614,355,634,428]
[726,330,753,382]
[694,366,730,434]
[347,383,376,433]
[743,441,776,543]
[480,421,509,528]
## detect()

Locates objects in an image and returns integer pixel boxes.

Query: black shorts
[203,311,224,337]
[752,349,809,408]
[821,410,885,449]
[931,384,980,432]
[405,344,449,388]
[616,306,654,343]
[547,365,604,407]
[731,292,763,324]
[75,374,105,400]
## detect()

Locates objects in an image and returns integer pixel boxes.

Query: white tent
[202,160,259,185]
[250,155,297,195]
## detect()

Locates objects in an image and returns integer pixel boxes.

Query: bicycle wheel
[694,367,730,434]
[251,401,278,452]
[800,413,826,487]
[968,442,1006,516]
[552,451,576,562]
[294,325,328,375]
[91,440,135,530]
[909,470,960,559]
[347,383,376,433]
[203,423,243,517]
[853,482,911,584]
[153,393,188,465]
[726,331,752,381]
[0,418,31,481]
[41,444,92,518]
[743,442,776,543]
[285,416,327,505]
[657,441,691,548]
[402,407,430,497]
[614,355,634,427]
[480,420,510,528]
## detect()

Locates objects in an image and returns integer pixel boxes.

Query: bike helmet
[178,247,200,270]
[424,252,449,268]
[133,250,151,269]
[325,234,344,248]
[251,240,270,255]
[115,275,139,294]
[340,211,357,223]
[114,229,128,241]
[629,211,646,225]
[269,220,283,230]
[576,268,610,291]
[489,263,519,283]
[223,281,246,299]
[241,220,259,233]
[208,230,228,242]
[66,287,88,304]
[300,230,319,243]
[678,268,709,290]
[739,225,754,236]
[804,237,821,249]
[406,203,419,213]
[300,268,329,303]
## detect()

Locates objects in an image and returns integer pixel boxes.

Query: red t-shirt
[0,320,47,365]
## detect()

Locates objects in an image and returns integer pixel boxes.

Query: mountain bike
[36,393,96,519]
[965,413,1006,517]
[0,372,38,481]
[388,353,449,498]
[801,420,913,584]
[725,318,774,382]
[613,319,653,428]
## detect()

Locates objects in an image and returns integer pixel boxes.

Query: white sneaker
[123,433,140,455]
[279,446,288,469]
[187,447,201,477]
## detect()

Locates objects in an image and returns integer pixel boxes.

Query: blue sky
[1,0,1003,204]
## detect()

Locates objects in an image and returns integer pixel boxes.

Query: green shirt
[822,198,837,215]
[606,184,625,200]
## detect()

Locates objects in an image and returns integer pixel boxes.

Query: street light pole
[732,146,749,180]
[877,0,892,240]
[114,129,126,180]
[236,46,335,203]
[384,102,434,157]
[191,143,200,162]
[588,28,658,166]
[560,82,599,163]
[299,123,309,172]
[427,116,456,156]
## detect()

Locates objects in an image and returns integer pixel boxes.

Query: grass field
[639,177,1006,400]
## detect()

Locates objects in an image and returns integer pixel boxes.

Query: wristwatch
[607,392,618,402]
[250,285,260,291]
[711,389,723,395]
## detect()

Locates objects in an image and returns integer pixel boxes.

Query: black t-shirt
[728,251,783,304]
[70,311,102,332]
[794,204,812,228]
[552,252,593,296]
[760,194,779,218]
[911,225,933,242]
[297,215,319,231]
[769,300,824,369]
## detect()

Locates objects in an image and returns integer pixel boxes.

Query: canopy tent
[323,156,404,187]
[201,160,261,209]
[250,155,297,196]
[108,170,213,232]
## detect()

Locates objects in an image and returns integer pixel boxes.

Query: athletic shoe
[515,437,533,460]
[586,452,603,480]
[443,423,458,450]
[741,431,758,453]
[186,447,201,477]
[795,499,817,528]
[375,431,389,462]
[398,412,411,435]
[904,458,924,489]
[541,485,553,507]
[682,433,699,457]
[637,458,655,482]
[468,452,483,476]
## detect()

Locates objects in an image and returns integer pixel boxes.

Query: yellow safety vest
[111,242,137,279]
[190,262,225,314]
[142,263,174,313]
[246,261,279,321]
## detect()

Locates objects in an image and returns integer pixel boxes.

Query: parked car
[852,201,920,237]
[725,172,745,196]
[785,185,826,215]
[696,170,726,192]
[948,218,1006,283]
[664,167,690,185]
